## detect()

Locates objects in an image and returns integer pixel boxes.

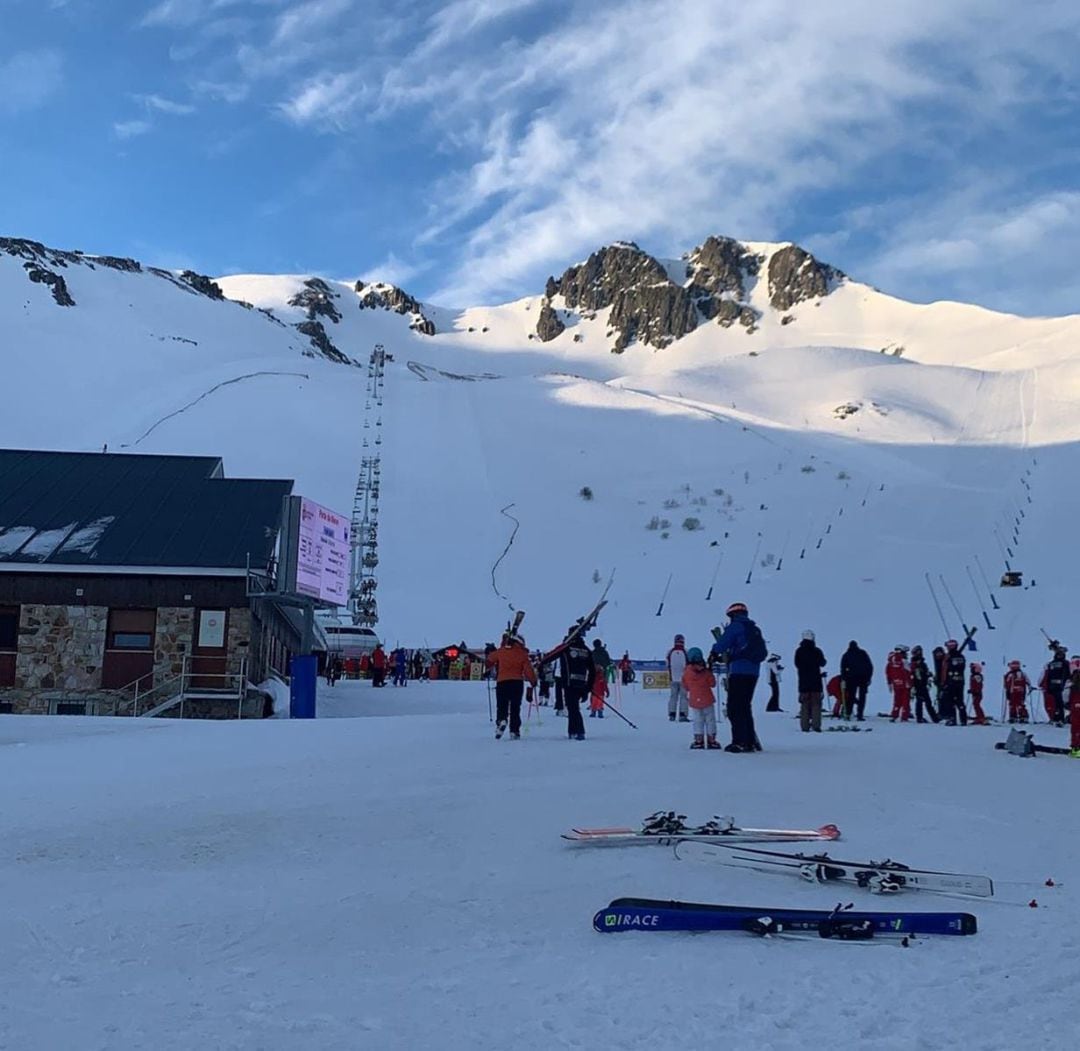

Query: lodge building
[0,449,304,717]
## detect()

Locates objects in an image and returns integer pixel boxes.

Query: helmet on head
[801,630,815,641]
[912,645,923,655]
[971,662,982,673]
[895,644,909,654]
[674,634,685,644]
[1008,660,1021,669]
[687,647,704,664]
[946,639,958,650]
[1071,657,1080,673]
[726,601,748,617]
[593,639,603,647]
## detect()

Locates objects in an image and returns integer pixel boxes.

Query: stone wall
[15,604,108,690]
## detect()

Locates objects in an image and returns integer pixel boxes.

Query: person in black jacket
[840,641,873,720]
[940,639,967,726]
[557,627,596,741]
[794,631,827,732]
[910,645,938,723]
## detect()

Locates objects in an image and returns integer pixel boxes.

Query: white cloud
[279,70,365,127]
[113,119,153,139]
[0,50,63,116]
[357,252,426,290]
[135,92,196,115]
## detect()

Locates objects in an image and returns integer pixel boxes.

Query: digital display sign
[281,496,350,605]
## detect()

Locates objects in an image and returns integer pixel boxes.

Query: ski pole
[603,698,638,729]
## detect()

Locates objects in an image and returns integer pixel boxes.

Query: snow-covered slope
[3,234,1078,673]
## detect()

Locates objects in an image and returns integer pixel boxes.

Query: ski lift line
[973,554,1001,610]
[656,573,673,617]
[745,534,763,586]
[938,574,972,639]
[925,573,951,637]
[964,565,995,630]
[705,553,724,601]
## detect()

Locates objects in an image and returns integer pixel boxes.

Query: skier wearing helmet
[667,634,690,722]
[941,639,967,726]
[1004,661,1031,723]
[910,645,939,723]
[793,630,826,732]
[886,646,913,723]
[708,602,767,752]
[968,662,987,725]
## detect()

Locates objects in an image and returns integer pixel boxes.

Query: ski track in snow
[0,682,1077,1050]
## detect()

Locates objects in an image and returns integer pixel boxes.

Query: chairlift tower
[349,344,386,626]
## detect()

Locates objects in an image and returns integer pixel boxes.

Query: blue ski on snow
[593,898,977,936]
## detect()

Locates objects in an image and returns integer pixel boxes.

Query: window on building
[106,609,156,651]
[0,606,17,651]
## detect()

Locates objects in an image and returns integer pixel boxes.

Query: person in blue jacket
[709,601,766,752]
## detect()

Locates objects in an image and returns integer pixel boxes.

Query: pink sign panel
[295,497,351,604]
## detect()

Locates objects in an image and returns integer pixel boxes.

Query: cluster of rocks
[534,236,844,352]
[289,277,342,324]
[355,280,436,336]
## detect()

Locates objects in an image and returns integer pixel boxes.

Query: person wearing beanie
[667,633,689,722]
[682,647,720,749]
[793,630,826,732]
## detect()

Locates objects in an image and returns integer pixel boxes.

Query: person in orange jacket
[682,647,720,749]
[589,664,608,718]
[826,673,844,717]
[486,634,537,740]
[370,645,387,688]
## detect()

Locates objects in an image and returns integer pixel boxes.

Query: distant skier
[839,641,873,720]
[1004,661,1031,723]
[592,639,613,684]
[619,652,634,685]
[392,647,408,687]
[968,662,987,725]
[1069,657,1080,754]
[940,639,967,726]
[793,630,826,733]
[486,633,537,740]
[370,644,387,688]
[765,654,783,712]
[557,627,596,741]
[589,663,608,718]
[1040,648,1070,726]
[886,645,912,723]
[709,602,766,752]
[931,645,946,716]
[910,645,938,723]
[667,634,689,722]
[682,647,720,749]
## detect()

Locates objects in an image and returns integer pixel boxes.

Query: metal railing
[139,655,249,719]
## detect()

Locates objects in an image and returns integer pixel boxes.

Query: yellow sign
[642,670,671,690]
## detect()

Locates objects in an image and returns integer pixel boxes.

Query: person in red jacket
[826,673,844,717]
[589,664,608,718]
[682,647,720,749]
[370,645,387,688]
[886,646,912,722]
[1004,661,1030,723]
[968,662,987,724]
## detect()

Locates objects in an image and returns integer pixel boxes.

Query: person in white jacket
[667,634,689,722]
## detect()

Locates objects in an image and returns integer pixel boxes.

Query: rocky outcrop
[296,320,351,365]
[767,244,843,311]
[93,255,142,273]
[546,242,698,352]
[685,236,761,300]
[179,270,225,301]
[289,277,342,324]
[26,265,75,306]
[355,280,437,336]
[535,300,566,342]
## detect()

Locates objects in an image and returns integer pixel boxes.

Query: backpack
[737,619,768,664]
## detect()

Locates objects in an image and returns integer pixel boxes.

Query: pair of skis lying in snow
[564,813,994,898]
[593,898,977,938]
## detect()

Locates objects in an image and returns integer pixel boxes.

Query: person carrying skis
[940,639,967,726]
[886,646,912,722]
[1004,661,1031,723]
[667,634,690,722]
[589,662,608,718]
[557,627,596,741]
[486,633,537,740]
[1040,647,1070,726]
[910,645,938,723]
[839,641,873,720]
[794,630,826,732]
[709,602,766,752]
[682,647,720,749]
[968,662,987,725]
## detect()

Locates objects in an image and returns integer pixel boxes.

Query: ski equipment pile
[674,840,993,897]
[563,811,840,846]
[593,898,977,937]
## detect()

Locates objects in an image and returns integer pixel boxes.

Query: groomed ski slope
[0,680,1075,1050]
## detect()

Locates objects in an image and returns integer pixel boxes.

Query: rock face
[296,321,351,365]
[289,278,342,324]
[767,244,843,311]
[685,236,761,301]
[546,242,698,352]
[26,266,75,306]
[535,300,566,342]
[355,280,436,336]
[179,270,225,300]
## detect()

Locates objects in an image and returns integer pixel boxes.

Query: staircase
[137,656,250,718]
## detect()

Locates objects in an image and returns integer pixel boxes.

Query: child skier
[968,662,987,724]
[1004,661,1031,723]
[826,673,844,718]
[886,646,912,722]
[589,663,608,718]
[682,647,720,749]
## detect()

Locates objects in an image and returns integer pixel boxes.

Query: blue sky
[3,0,1080,313]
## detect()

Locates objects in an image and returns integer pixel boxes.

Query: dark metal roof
[0,449,293,571]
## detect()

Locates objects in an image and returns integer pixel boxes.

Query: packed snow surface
[0,681,1075,1049]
